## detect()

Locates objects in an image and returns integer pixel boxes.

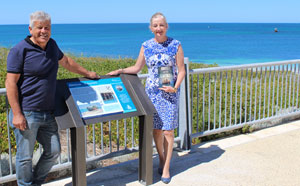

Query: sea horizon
[1,23,300,66]
[1,22,300,25]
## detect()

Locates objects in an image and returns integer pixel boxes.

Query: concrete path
[44,121,300,186]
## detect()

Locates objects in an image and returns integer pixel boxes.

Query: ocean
[0,23,300,66]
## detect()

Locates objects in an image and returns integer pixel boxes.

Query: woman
[107,12,185,184]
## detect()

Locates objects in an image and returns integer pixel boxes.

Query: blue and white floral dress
[142,37,181,130]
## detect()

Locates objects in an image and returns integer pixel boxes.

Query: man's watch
[173,87,178,93]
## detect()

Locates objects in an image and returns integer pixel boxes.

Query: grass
[1,46,298,154]
[0,47,216,154]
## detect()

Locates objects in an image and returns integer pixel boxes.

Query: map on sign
[67,77,137,119]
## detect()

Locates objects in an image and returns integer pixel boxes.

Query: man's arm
[5,73,27,130]
[59,55,99,79]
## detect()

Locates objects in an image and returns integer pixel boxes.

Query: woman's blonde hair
[150,12,168,26]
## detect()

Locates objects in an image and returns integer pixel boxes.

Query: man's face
[29,20,51,48]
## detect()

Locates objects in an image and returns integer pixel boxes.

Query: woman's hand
[159,86,177,93]
[107,69,123,75]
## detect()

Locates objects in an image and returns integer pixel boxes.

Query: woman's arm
[107,46,146,75]
[174,45,186,89]
[159,44,186,93]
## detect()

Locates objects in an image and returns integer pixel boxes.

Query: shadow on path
[62,144,225,186]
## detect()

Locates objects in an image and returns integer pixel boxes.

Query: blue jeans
[9,110,61,186]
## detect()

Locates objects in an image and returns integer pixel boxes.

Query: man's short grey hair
[29,11,51,28]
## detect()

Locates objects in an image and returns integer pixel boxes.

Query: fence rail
[188,59,300,140]
[1,59,300,184]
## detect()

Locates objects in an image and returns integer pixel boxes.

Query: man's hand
[13,113,27,131]
[86,71,100,79]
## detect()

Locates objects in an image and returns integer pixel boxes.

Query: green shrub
[0,47,214,152]
[0,112,16,154]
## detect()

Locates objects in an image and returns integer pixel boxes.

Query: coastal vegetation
[0,47,216,155]
[189,64,300,143]
[1,45,298,158]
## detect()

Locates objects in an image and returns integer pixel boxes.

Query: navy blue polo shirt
[7,36,64,111]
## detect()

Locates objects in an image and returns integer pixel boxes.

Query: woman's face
[150,17,168,38]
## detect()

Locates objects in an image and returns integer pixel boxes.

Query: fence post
[5,94,13,175]
[0,148,1,178]
[179,57,191,150]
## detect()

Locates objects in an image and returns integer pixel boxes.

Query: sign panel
[67,77,137,119]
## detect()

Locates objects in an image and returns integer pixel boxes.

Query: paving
[44,121,300,186]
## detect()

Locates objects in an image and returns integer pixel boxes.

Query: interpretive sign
[55,74,156,186]
[67,77,136,119]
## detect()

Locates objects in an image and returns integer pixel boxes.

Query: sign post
[55,74,156,186]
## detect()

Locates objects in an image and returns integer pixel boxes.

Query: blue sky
[0,0,299,25]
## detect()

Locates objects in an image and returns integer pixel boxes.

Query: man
[5,11,99,186]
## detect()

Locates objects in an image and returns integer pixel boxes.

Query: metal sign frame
[54,74,156,186]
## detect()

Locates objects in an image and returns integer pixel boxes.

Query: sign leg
[71,127,87,186]
[138,115,153,185]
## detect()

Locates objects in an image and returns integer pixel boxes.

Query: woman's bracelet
[173,87,178,93]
